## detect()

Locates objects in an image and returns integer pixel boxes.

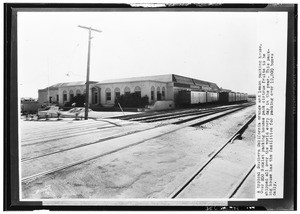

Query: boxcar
[177,90,191,105]
[229,92,236,102]
[219,92,229,103]
[178,90,248,106]
[241,93,245,101]
[236,92,241,101]
[219,92,236,103]
[206,92,218,103]
[191,91,207,104]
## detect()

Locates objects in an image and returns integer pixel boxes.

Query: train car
[219,91,236,103]
[206,92,218,103]
[236,92,241,101]
[219,92,229,103]
[177,90,219,105]
[241,93,245,101]
[177,90,247,106]
[177,90,191,105]
[191,91,207,104]
[229,92,236,102]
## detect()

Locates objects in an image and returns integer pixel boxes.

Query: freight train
[176,90,248,106]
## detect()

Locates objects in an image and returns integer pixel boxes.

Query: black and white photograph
[4,3,296,211]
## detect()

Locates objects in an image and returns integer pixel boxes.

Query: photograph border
[4,3,297,211]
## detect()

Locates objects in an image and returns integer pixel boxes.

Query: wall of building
[58,85,87,106]
[166,82,175,100]
[96,81,169,107]
[37,74,221,110]
[38,88,59,106]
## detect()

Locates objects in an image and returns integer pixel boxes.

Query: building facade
[38,74,220,108]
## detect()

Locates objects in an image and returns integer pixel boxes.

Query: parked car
[37,106,60,119]
[60,107,92,118]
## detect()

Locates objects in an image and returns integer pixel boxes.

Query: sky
[18,11,258,98]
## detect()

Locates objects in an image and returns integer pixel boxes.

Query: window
[76,89,81,96]
[114,88,121,100]
[162,87,166,100]
[124,87,130,95]
[157,87,161,101]
[56,94,59,102]
[69,90,74,102]
[94,92,98,104]
[63,91,67,102]
[134,86,141,98]
[106,88,111,101]
[151,86,155,100]
[49,96,52,103]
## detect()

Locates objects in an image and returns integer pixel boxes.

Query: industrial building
[38,74,220,110]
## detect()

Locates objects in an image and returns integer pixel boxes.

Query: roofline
[96,79,169,85]
[172,74,218,86]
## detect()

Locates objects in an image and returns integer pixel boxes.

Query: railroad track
[22,103,251,152]
[21,104,254,184]
[123,103,252,123]
[108,108,198,120]
[22,104,252,146]
[21,125,160,161]
[169,114,256,198]
[130,106,235,122]
[21,119,132,142]
[146,104,253,123]
[109,103,242,121]
[22,120,111,137]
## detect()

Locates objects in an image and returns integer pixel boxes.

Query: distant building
[21,97,39,114]
[38,74,220,108]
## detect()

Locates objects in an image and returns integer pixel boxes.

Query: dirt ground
[21,106,256,199]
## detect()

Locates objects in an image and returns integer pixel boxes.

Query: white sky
[18,11,258,98]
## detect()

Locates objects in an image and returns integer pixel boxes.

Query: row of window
[105,86,166,102]
[151,86,165,101]
[56,86,166,103]
[62,89,85,102]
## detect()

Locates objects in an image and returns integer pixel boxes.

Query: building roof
[98,74,173,84]
[38,74,220,92]
[50,81,86,88]
[172,74,219,91]
[220,88,232,92]
[99,74,219,89]
[39,81,98,91]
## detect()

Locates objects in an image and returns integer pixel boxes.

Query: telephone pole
[78,25,102,120]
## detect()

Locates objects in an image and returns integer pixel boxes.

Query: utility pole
[78,25,102,120]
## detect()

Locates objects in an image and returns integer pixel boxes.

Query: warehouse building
[38,74,220,110]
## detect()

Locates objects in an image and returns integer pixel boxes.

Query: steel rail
[174,104,253,125]
[169,114,256,198]
[22,106,255,184]
[132,103,250,122]
[148,104,253,123]
[22,105,250,162]
[135,106,238,122]
[227,164,256,198]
